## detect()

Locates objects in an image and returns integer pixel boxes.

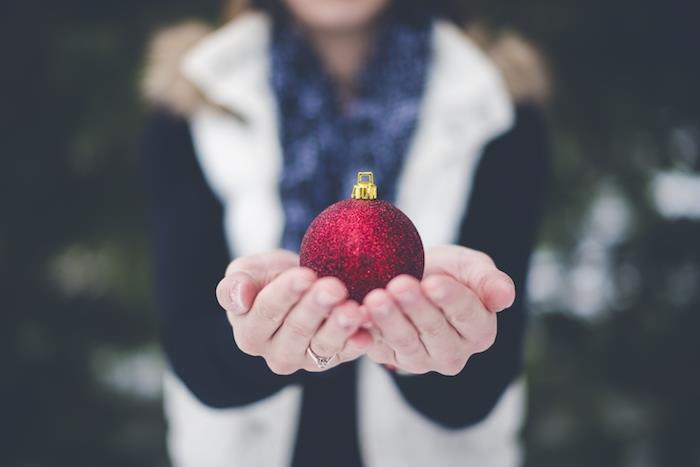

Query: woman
[142,0,551,466]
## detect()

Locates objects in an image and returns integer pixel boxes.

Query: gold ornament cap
[351,171,378,200]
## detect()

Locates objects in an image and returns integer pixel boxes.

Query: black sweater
[142,104,551,466]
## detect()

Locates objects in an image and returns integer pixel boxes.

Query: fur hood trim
[468,23,551,106]
[142,21,214,116]
[142,19,550,116]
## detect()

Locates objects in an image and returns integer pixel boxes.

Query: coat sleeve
[388,105,552,428]
[141,109,300,408]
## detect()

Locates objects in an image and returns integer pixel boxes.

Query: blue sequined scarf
[270,14,431,252]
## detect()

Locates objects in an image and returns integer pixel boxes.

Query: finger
[272,276,348,358]
[362,320,396,365]
[240,267,317,344]
[309,301,364,362]
[225,249,299,281]
[366,341,397,366]
[386,275,462,358]
[346,328,374,351]
[422,274,498,353]
[364,289,427,366]
[217,250,300,314]
[216,271,261,315]
[306,329,373,372]
[360,304,396,366]
[338,329,373,362]
[425,245,515,312]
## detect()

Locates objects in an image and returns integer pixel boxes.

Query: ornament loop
[351,171,378,200]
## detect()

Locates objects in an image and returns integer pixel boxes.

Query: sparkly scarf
[270,14,431,252]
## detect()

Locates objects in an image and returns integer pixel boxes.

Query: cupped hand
[216,250,373,374]
[363,245,515,376]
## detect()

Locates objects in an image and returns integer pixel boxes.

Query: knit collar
[268,14,431,115]
[269,14,432,251]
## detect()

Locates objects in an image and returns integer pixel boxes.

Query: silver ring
[307,347,337,370]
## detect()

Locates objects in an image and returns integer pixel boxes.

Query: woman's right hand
[216,250,373,374]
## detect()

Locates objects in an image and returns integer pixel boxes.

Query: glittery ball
[299,199,425,302]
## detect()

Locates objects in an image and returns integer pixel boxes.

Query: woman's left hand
[363,245,516,376]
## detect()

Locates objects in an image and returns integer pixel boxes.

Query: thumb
[216,250,299,315]
[216,270,260,315]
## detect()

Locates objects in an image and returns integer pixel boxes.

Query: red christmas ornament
[300,172,425,302]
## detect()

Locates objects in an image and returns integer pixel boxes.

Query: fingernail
[396,287,418,304]
[370,301,391,317]
[229,281,245,314]
[358,306,373,328]
[500,275,515,291]
[428,286,448,301]
[493,278,516,312]
[337,312,358,329]
[293,276,314,293]
[316,288,343,306]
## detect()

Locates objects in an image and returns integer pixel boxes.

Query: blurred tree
[1,1,220,466]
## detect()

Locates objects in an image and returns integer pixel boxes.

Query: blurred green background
[3,1,699,466]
